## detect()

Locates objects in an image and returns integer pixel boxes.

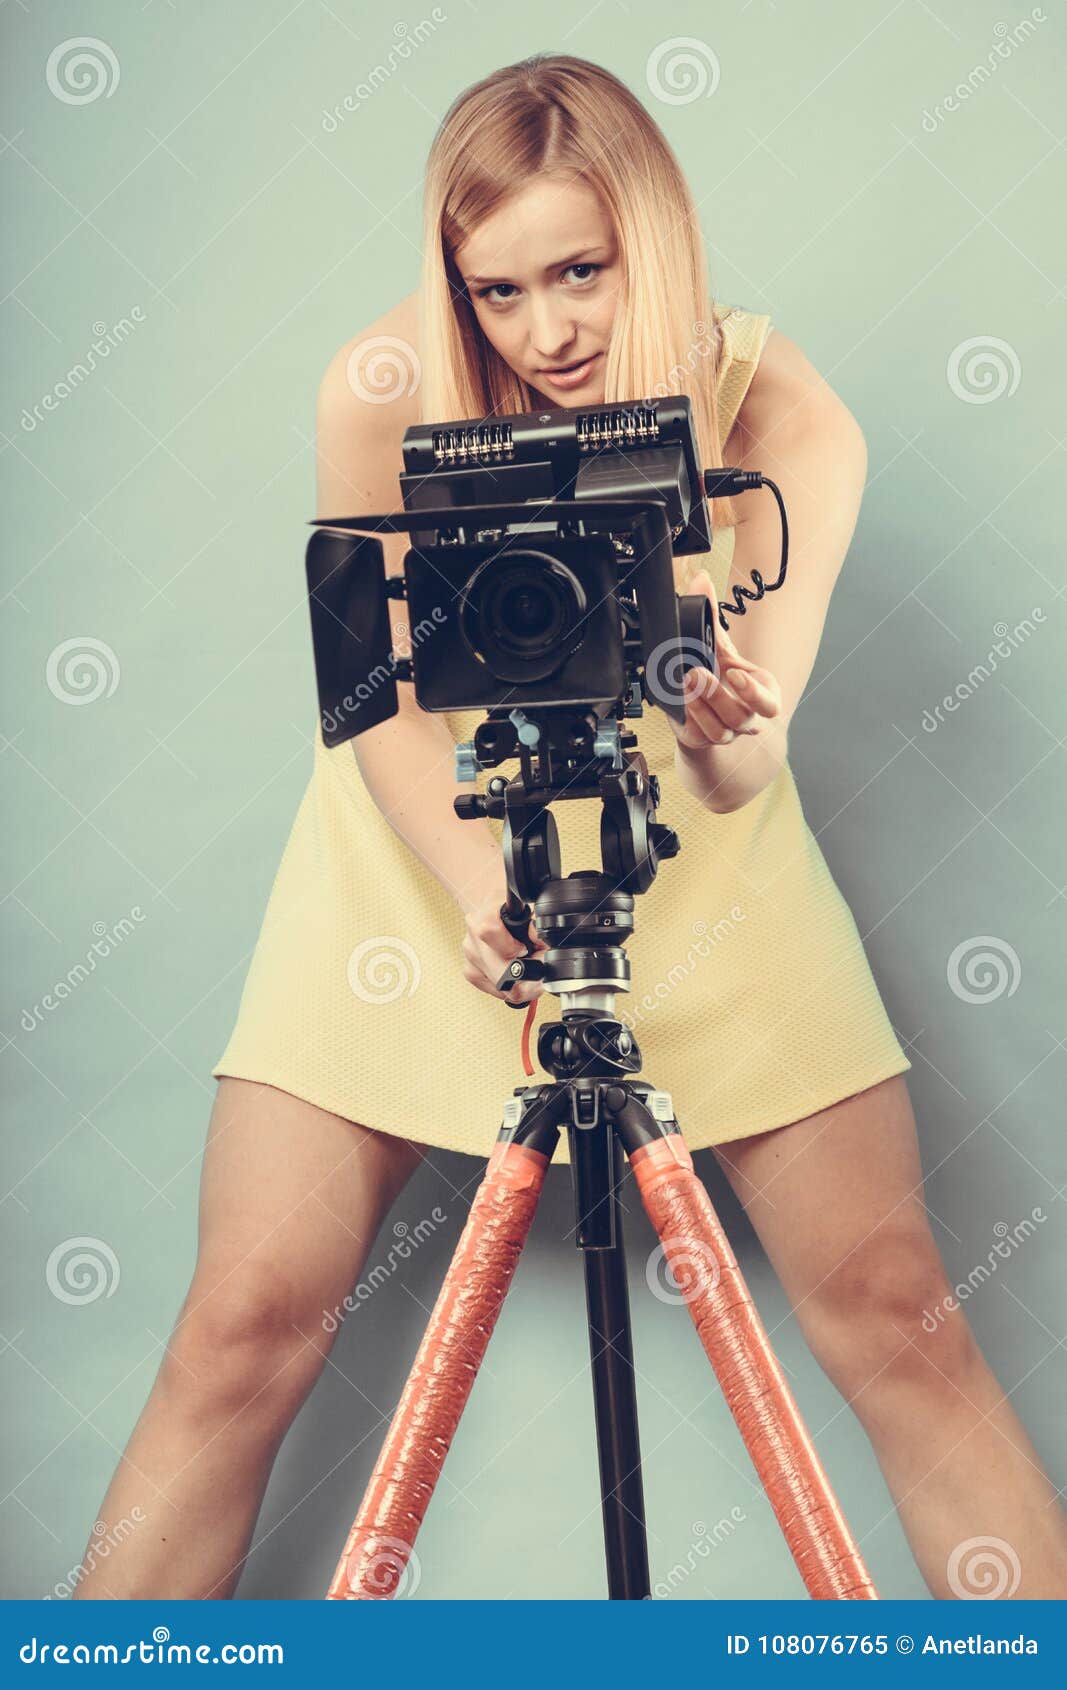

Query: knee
[797,1217,981,1408]
[159,1261,335,1425]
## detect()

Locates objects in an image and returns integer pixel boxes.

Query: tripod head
[455,708,677,1013]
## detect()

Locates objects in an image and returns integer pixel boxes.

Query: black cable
[702,469,789,633]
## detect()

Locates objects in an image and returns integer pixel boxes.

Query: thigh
[191,1078,427,1332]
[712,1074,932,1310]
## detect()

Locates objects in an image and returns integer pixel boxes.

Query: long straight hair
[419,53,745,527]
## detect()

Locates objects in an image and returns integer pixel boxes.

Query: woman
[74,53,1066,1600]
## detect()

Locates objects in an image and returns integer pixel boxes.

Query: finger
[684,668,759,734]
[463,964,496,998]
[472,909,511,946]
[704,675,761,733]
[483,927,529,964]
[674,690,738,750]
[676,715,736,751]
[464,938,508,998]
[720,665,781,720]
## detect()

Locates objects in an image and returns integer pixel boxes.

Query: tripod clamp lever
[496,896,543,1007]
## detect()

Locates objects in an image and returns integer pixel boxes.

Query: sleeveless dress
[211,307,911,1164]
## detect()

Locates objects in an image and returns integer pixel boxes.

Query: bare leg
[72,1078,425,1599]
[714,1074,1067,1599]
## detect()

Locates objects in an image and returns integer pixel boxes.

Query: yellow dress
[212,307,911,1164]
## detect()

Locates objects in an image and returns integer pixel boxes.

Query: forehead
[455,176,612,279]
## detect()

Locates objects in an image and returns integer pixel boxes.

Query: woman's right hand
[459,872,548,1005]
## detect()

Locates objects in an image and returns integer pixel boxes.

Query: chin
[531,380,607,410]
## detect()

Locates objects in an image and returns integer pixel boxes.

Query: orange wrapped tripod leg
[326,1139,550,1600]
[630,1135,877,1600]
[326,1123,876,1600]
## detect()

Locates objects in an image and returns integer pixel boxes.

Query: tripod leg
[326,1139,550,1599]
[629,1134,878,1600]
[574,1129,650,1598]
[582,1229,650,1598]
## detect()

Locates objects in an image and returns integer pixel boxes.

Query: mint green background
[3,1,1064,1600]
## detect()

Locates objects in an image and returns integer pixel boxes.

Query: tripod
[325,722,878,1602]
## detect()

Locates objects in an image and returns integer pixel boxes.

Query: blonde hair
[418,52,744,528]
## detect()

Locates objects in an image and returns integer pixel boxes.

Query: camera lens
[496,578,561,646]
[460,549,587,682]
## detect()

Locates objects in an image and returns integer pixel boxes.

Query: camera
[306,395,723,753]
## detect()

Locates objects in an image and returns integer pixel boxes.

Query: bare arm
[671,329,869,813]
[314,331,505,914]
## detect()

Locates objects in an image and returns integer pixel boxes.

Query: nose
[527,292,577,365]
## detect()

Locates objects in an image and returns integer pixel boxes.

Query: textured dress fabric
[212,307,911,1164]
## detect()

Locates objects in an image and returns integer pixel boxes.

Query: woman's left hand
[667,568,784,752]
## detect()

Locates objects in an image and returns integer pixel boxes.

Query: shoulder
[732,321,866,459]
[314,289,421,523]
[316,287,421,425]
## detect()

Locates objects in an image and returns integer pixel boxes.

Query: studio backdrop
[2,0,1063,1600]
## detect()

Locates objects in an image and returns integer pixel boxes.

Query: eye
[563,263,601,285]
[475,282,519,306]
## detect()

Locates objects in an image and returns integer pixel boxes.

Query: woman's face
[454,176,621,408]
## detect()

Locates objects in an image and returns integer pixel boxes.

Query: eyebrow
[464,247,608,286]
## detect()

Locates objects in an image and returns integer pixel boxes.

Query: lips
[535,351,603,390]
[540,353,597,374]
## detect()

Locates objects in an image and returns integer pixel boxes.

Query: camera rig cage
[304,396,788,819]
